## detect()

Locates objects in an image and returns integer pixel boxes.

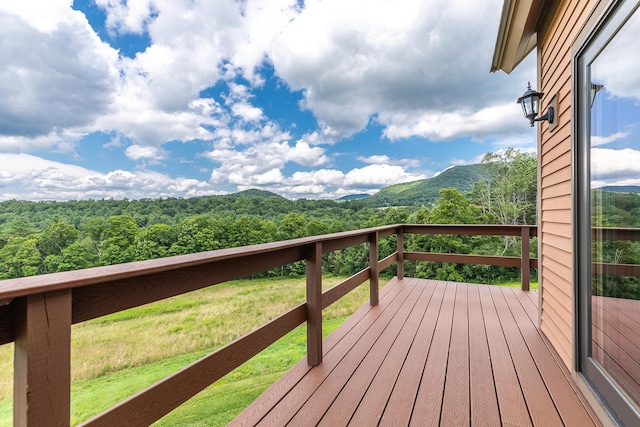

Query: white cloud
[344,164,426,188]
[269,0,534,141]
[591,148,640,184]
[0,5,119,141]
[357,154,422,168]
[1,0,533,151]
[0,153,221,201]
[231,101,264,122]
[591,132,629,147]
[0,148,427,200]
[381,102,529,142]
[290,169,345,186]
[125,144,168,163]
[359,155,391,164]
[591,9,640,101]
[288,141,329,167]
[206,139,330,186]
[95,0,156,35]
[0,1,75,33]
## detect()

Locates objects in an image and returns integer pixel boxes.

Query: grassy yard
[0,275,374,426]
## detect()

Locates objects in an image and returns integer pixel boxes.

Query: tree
[100,215,139,265]
[37,220,79,259]
[428,188,483,225]
[80,217,108,260]
[472,149,537,256]
[3,216,36,238]
[169,216,220,255]
[134,223,177,260]
[409,188,489,281]
[473,148,537,225]
[0,237,41,278]
[279,213,308,240]
[44,241,98,272]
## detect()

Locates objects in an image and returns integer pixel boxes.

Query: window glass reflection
[589,6,640,408]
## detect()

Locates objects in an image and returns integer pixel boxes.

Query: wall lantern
[517,82,554,127]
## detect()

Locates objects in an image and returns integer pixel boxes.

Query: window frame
[574,0,640,424]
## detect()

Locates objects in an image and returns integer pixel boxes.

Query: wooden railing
[592,227,640,276]
[0,224,537,426]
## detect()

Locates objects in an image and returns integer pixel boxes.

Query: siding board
[541,243,572,266]
[542,232,572,253]
[542,256,573,284]
[542,194,572,211]
[541,208,572,224]
[541,167,572,188]
[541,318,572,367]
[544,152,572,176]
[542,221,572,237]
[542,137,571,167]
[542,182,572,199]
[541,296,572,346]
[539,0,601,370]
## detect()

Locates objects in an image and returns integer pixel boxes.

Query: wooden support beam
[397,228,404,280]
[14,290,71,427]
[369,232,379,307]
[306,242,323,366]
[521,226,530,291]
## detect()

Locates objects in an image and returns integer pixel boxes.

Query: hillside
[600,186,640,194]
[225,189,285,199]
[0,165,488,231]
[338,193,370,201]
[366,164,488,207]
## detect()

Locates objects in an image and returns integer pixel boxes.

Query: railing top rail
[403,224,538,237]
[0,225,401,301]
[592,227,640,241]
[0,224,540,301]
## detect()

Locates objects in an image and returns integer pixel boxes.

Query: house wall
[538,0,601,369]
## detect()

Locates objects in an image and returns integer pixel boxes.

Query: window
[576,0,640,424]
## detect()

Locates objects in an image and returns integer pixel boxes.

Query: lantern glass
[517,83,544,125]
[527,96,539,117]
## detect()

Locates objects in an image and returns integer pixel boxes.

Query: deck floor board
[230,278,601,427]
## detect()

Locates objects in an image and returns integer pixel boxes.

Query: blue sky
[0,0,539,201]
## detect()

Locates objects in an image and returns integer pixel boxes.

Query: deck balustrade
[1,224,540,426]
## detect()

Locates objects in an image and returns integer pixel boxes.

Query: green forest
[3,147,640,295]
[0,149,538,284]
[7,149,640,290]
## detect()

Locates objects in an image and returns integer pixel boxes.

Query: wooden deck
[230,278,601,426]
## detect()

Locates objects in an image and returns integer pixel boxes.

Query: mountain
[338,194,370,201]
[599,186,640,194]
[225,189,285,199]
[366,164,488,207]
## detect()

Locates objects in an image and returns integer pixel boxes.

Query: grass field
[0,275,375,426]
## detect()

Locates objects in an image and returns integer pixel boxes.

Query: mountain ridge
[364,164,487,207]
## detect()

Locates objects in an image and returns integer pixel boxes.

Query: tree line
[591,189,640,299]
[0,150,539,284]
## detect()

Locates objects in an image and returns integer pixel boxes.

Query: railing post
[369,232,379,306]
[396,226,404,280]
[14,290,72,427]
[306,242,323,366]
[521,226,530,291]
